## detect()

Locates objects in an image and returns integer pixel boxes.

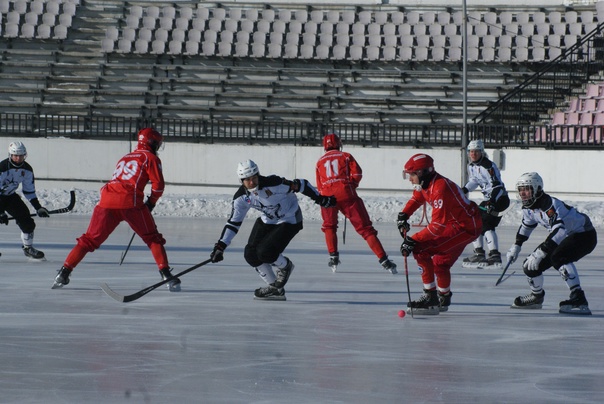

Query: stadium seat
[63,2,77,18]
[117,38,132,53]
[188,29,202,43]
[224,18,238,32]
[37,23,52,39]
[300,44,314,59]
[13,0,28,14]
[391,11,404,25]
[53,24,68,40]
[172,29,186,43]
[305,21,318,35]
[159,16,174,31]
[211,8,226,21]
[59,14,73,27]
[278,9,292,23]
[138,28,152,42]
[0,0,10,14]
[197,7,210,21]
[180,6,194,20]
[366,45,380,61]
[25,12,39,26]
[151,40,166,54]
[134,38,149,54]
[244,8,258,22]
[155,28,169,43]
[184,40,199,55]
[383,46,396,61]
[533,12,546,24]
[101,37,115,52]
[315,44,329,59]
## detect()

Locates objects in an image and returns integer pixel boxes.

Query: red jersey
[402,172,480,243]
[315,150,362,201]
[98,149,164,209]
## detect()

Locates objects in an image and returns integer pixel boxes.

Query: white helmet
[237,159,259,180]
[467,139,485,152]
[8,141,27,157]
[516,172,544,207]
[8,141,27,167]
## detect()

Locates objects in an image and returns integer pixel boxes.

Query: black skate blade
[510,303,543,310]
[559,305,592,315]
[407,307,439,316]
[253,295,286,301]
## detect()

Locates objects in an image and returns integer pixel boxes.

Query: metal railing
[1,113,602,150]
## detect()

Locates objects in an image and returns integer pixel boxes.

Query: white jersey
[515,193,594,250]
[218,175,322,247]
[464,156,507,204]
[0,158,38,202]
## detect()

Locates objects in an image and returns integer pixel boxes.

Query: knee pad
[18,217,36,234]
[244,244,262,267]
[76,234,100,253]
[141,232,166,247]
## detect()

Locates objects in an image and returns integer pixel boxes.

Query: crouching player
[507,172,595,315]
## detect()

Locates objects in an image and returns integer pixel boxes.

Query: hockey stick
[101,258,213,303]
[8,190,76,220]
[119,233,136,265]
[403,229,413,318]
[495,260,516,286]
[342,217,347,245]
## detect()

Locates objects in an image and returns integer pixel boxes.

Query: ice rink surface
[1,215,602,403]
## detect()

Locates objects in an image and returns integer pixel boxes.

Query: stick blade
[100,283,127,303]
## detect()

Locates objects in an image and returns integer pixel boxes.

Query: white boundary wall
[21,138,604,201]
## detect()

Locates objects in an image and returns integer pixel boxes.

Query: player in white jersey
[506,172,595,315]
[461,140,510,268]
[209,159,336,300]
[0,141,50,259]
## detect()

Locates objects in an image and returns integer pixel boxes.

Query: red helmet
[404,153,434,174]
[137,128,163,153]
[403,153,435,189]
[322,133,342,151]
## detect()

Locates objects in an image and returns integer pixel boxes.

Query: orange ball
[398,310,406,318]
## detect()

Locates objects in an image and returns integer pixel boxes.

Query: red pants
[64,205,168,270]
[412,229,480,291]
[321,196,386,260]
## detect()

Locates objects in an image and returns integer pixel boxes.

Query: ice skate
[253,285,286,301]
[511,290,545,309]
[160,268,181,292]
[559,288,591,315]
[462,248,485,268]
[478,250,502,269]
[23,245,45,260]
[407,289,439,315]
[379,257,398,274]
[274,257,294,288]
[328,253,340,273]
[438,291,453,312]
[52,266,72,289]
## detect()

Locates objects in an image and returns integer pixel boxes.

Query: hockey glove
[0,212,8,225]
[144,199,155,212]
[397,212,410,237]
[400,236,416,257]
[506,244,521,264]
[523,248,546,272]
[210,241,227,263]
[36,207,50,218]
[317,195,337,208]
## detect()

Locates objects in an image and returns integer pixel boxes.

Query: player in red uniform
[315,133,397,273]
[52,128,180,291]
[398,153,482,314]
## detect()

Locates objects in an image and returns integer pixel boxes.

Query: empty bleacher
[0,0,602,144]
